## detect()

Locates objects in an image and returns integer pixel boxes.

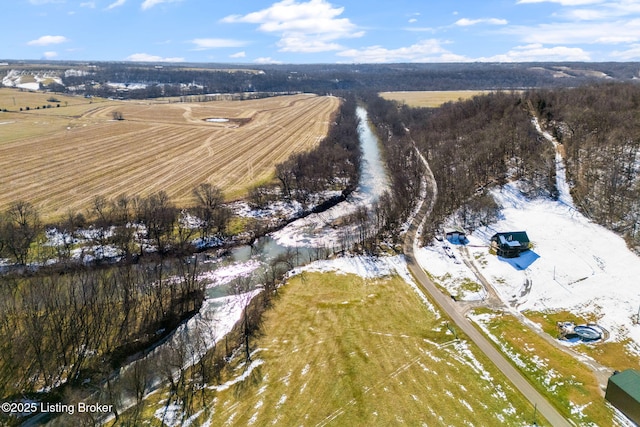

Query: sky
[4,0,640,64]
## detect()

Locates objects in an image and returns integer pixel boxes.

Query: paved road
[403,153,572,427]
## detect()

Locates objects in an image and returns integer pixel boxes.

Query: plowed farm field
[379,90,492,108]
[0,90,340,220]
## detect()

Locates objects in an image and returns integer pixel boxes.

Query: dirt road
[403,147,572,427]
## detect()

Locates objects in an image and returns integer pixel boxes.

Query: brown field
[0,88,340,220]
[379,90,494,108]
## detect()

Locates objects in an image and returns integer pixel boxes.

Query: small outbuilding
[444,227,467,244]
[605,369,640,424]
[490,231,530,258]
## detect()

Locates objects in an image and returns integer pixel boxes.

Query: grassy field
[127,271,548,426]
[471,308,619,426]
[379,90,493,108]
[0,88,339,220]
[526,310,640,372]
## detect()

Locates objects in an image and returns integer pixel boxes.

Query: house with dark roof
[490,231,530,258]
[606,369,640,424]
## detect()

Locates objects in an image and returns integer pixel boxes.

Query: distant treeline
[15,61,640,99]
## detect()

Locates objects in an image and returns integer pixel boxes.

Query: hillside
[2,61,640,98]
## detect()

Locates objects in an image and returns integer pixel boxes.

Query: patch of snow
[272,107,389,248]
[210,358,264,392]
[153,404,183,427]
[418,178,640,348]
[199,260,260,288]
[301,363,310,376]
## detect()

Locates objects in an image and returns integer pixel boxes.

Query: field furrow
[0,92,340,220]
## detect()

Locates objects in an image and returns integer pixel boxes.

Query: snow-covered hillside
[417,180,640,352]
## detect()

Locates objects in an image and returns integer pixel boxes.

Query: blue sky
[5,0,640,63]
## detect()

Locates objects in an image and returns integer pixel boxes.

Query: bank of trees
[0,186,232,423]
[397,92,552,240]
[0,188,232,267]
[359,92,426,248]
[529,83,640,248]
[357,91,555,243]
[252,94,361,207]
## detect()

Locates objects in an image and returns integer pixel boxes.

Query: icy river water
[59,106,390,425]
[207,105,388,298]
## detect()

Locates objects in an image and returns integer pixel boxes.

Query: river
[35,106,388,426]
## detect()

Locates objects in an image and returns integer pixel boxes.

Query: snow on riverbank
[272,107,389,248]
[417,180,640,349]
[199,260,261,288]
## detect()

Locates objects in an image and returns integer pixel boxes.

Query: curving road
[403,148,572,427]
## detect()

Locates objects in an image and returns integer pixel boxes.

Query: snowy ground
[199,260,261,289]
[417,180,640,351]
[272,108,388,248]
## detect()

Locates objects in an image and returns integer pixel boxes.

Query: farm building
[490,231,530,258]
[444,228,467,243]
[605,369,640,424]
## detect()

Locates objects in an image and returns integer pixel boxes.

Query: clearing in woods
[379,90,493,108]
[0,89,339,220]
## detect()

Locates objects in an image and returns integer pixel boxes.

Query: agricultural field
[129,269,546,426]
[0,89,339,220]
[379,90,493,108]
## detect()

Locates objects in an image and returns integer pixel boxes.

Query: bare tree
[3,200,41,265]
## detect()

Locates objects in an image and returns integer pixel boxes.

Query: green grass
[471,308,617,426]
[123,271,550,426]
[526,310,640,372]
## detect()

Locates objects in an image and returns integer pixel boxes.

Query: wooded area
[530,83,640,250]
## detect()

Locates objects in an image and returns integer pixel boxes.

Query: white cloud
[517,0,604,5]
[107,0,126,9]
[230,51,246,58]
[478,43,591,61]
[80,1,96,7]
[408,18,417,23]
[563,3,640,20]
[254,57,283,64]
[27,35,69,46]
[125,53,184,62]
[190,38,247,50]
[141,0,182,10]
[455,18,508,26]
[222,0,363,53]
[507,20,640,44]
[43,51,58,59]
[337,39,468,63]
[404,26,437,33]
[611,43,640,60]
[277,36,342,52]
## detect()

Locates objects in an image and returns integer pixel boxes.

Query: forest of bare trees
[529,83,640,249]
[357,90,557,243]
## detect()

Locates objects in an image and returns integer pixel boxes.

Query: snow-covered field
[2,69,62,90]
[417,180,640,350]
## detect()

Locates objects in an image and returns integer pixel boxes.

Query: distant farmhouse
[605,370,640,424]
[490,231,530,258]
